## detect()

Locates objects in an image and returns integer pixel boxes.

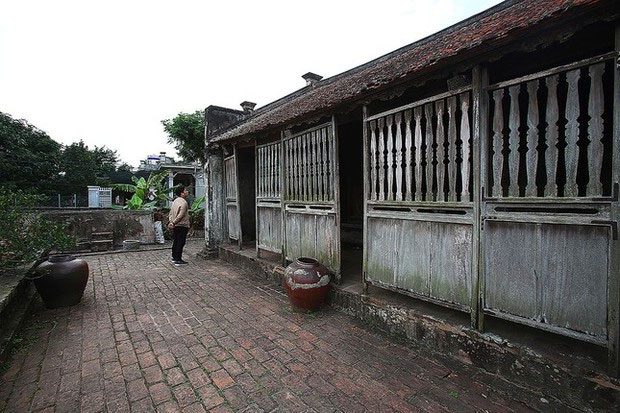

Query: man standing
[168,186,190,265]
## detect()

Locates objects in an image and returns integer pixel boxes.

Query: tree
[0,111,128,196]
[0,111,62,193]
[57,141,121,194]
[161,111,205,163]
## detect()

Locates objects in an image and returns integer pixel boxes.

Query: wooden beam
[608,24,620,377]
[332,115,342,279]
[362,106,370,294]
[473,65,489,331]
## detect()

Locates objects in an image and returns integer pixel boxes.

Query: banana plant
[112,171,179,210]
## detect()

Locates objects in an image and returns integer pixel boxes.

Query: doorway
[338,115,364,286]
[236,145,256,245]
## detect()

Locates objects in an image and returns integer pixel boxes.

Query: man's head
[175,186,189,199]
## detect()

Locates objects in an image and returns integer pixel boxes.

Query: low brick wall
[40,209,155,246]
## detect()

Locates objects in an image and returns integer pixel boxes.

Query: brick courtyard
[0,241,562,412]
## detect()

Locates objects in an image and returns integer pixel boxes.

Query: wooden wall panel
[366,216,472,309]
[284,210,338,272]
[429,222,472,307]
[227,204,239,241]
[484,221,609,340]
[540,224,608,337]
[257,206,281,253]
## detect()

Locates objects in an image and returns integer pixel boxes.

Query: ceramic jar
[283,257,330,311]
[32,255,89,309]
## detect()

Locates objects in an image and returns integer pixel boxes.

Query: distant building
[138,152,175,171]
[137,151,205,204]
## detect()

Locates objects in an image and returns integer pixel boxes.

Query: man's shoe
[174,260,189,266]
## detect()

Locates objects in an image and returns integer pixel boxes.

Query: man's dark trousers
[172,226,189,262]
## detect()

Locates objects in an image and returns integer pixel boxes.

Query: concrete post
[202,144,225,259]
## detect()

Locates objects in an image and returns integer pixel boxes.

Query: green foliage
[57,140,121,194]
[161,111,205,163]
[189,194,205,230]
[0,111,128,196]
[0,188,75,269]
[112,171,177,210]
[0,112,62,193]
[189,194,205,215]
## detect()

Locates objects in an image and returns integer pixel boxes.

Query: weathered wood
[435,99,446,201]
[331,116,341,277]
[302,133,309,201]
[312,130,321,201]
[308,132,314,201]
[472,65,487,330]
[526,80,539,197]
[587,63,605,196]
[378,118,386,201]
[362,106,370,292]
[394,113,404,201]
[330,124,337,204]
[484,221,608,339]
[486,52,615,91]
[274,143,278,196]
[545,75,560,197]
[386,114,395,201]
[565,69,580,197]
[290,139,297,200]
[366,86,472,122]
[233,146,242,248]
[491,89,505,197]
[424,103,435,200]
[322,127,329,201]
[447,96,458,202]
[429,222,472,307]
[317,130,322,201]
[414,107,423,200]
[460,92,471,201]
[507,85,520,197]
[369,120,377,201]
[287,140,293,198]
[268,144,273,197]
[403,110,413,201]
[609,24,620,376]
[255,144,260,257]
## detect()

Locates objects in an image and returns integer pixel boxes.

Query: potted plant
[0,188,81,308]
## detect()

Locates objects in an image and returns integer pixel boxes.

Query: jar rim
[48,254,75,263]
[296,257,319,265]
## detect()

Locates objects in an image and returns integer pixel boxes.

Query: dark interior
[237,146,256,243]
[337,114,364,285]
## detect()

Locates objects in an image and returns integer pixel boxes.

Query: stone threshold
[217,244,620,411]
[0,267,36,362]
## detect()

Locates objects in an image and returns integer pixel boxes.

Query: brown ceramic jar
[33,255,89,309]
[283,257,330,311]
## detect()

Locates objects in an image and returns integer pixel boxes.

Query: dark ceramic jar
[283,257,330,311]
[32,255,89,309]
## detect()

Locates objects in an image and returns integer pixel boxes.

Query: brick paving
[0,241,550,412]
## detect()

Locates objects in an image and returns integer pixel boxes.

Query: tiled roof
[210,0,611,144]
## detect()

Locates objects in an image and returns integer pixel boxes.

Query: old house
[202,0,620,374]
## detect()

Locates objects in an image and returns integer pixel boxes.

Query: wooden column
[332,115,342,278]
[608,24,620,377]
[255,141,260,258]
[473,65,489,330]
[362,106,370,294]
[204,144,226,258]
[234,145,242,250]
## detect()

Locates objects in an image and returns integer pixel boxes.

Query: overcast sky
[1,0,501,167]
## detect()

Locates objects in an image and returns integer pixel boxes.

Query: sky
[0,0,502,167]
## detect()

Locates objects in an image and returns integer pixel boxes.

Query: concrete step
[90,240,113,252]
[0,268,36,362]
[91,231,113,240]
